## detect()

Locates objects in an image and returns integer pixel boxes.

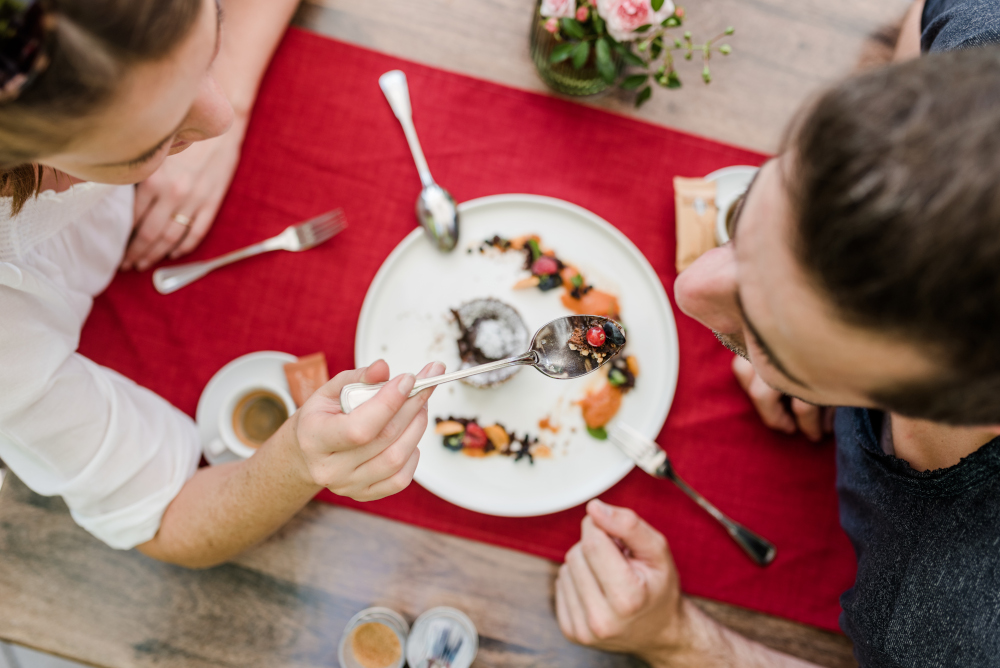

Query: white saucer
[705,165,759,244]
[196,351,298,466]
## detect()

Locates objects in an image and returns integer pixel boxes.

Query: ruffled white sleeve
[0,184,201,549]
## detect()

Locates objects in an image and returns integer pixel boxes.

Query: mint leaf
[587,426,609,440]
[651,0,665,10]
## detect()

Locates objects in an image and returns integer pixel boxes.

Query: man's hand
[556,499,693,661]
[556,500,824,668]
[122,119,246,272]
[732,356,834,442]
[294,359,444,501]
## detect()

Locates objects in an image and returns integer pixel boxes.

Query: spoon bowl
[340,315,626,413]
[416,183,459,252]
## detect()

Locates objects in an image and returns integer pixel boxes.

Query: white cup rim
[218,382,296,458]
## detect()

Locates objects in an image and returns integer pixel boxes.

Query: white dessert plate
[705,165,759,245]
[355,194,679,517]
[197,350,298,466]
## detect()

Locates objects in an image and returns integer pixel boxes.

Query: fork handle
[665,468,777,566]
[152,240,277,294]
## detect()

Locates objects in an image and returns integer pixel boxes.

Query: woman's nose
[673,244,743,334]
[180,75,234,142]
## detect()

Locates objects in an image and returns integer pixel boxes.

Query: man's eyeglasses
[0,0,51,103]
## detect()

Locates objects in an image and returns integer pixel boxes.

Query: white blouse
[0,183,200,549]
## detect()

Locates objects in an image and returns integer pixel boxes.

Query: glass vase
[529,2,621,97]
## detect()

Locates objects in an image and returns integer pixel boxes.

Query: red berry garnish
[463,422,488,449]
[586,326,606,347]
[531,256,559,276]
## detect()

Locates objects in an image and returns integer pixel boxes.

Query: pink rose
[540,0,575,18]
[544,17,560,33]
[595,0,675,42]
[576,5,589,21]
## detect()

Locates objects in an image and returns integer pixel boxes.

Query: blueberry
[603,321,626,345]
[538,274,563,291]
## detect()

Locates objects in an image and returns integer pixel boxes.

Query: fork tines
[609,423,668,478]
[293,208,347,249]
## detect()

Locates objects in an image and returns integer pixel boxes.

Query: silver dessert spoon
[379,70,459,252]
[340,315,626,413]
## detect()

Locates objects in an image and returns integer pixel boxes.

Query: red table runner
[79,28,856,632]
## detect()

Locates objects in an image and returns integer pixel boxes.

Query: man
[555,2,1000,666]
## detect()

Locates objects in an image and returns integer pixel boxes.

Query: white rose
[596,0,675,42]
[540,0,576,19]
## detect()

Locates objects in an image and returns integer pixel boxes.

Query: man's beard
[713,330,749,360]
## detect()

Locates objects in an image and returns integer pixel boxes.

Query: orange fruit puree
[577,384,623,428]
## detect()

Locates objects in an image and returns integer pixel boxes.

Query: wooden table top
[0,1,910,666]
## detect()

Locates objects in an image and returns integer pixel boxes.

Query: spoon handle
[339,352,536,414]
[379,70,434,188]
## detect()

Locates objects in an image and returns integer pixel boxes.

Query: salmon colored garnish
[560,266,581,285]
[626,355,640,376]
[577,384,623,428]
[561,289,620,319]
[532,444,553,458]
[538,416,561,433]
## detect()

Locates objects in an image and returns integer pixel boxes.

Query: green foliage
[621,74,649,90]
[538,3,735,106]
[550,42,576,64]
[635,85,652,107]
[571,40,591,69]
[561,17,586,39]
[595,38,616,83]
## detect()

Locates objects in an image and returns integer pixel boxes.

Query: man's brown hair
[0,0,202,214]
[789,47,1000,424]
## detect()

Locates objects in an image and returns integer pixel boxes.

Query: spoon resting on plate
[340,315,626,414]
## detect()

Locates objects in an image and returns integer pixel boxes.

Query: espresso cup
[209,381,296,459]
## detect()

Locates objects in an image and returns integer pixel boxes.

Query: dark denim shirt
[922,0,1000,52]
[836,408,1000,667]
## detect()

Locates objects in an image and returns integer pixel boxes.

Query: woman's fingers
[362,446,421,500]
[123,196,191,271]
[169,207,214,259]
[353,397,429,482]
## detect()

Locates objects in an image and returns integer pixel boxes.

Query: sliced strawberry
[463,422,489,449]
[531,256,559,276]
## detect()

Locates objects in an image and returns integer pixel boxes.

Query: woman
[0,0,441,568]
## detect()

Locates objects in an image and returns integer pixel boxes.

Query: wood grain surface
[0,0,915,665]
[0,475,854,667]
[294,0,910,153]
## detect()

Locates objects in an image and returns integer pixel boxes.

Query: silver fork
[152,209,347,294]
[609,423,777,566]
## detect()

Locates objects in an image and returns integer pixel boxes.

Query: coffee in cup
[232,389,289,449]
[209,381,296,459]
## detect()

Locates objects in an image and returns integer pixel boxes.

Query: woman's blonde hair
[0,0,202,214]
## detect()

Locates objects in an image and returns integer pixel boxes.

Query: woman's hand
[122,117,247,272]
[732,356,834,442]
[293,359,444,502]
